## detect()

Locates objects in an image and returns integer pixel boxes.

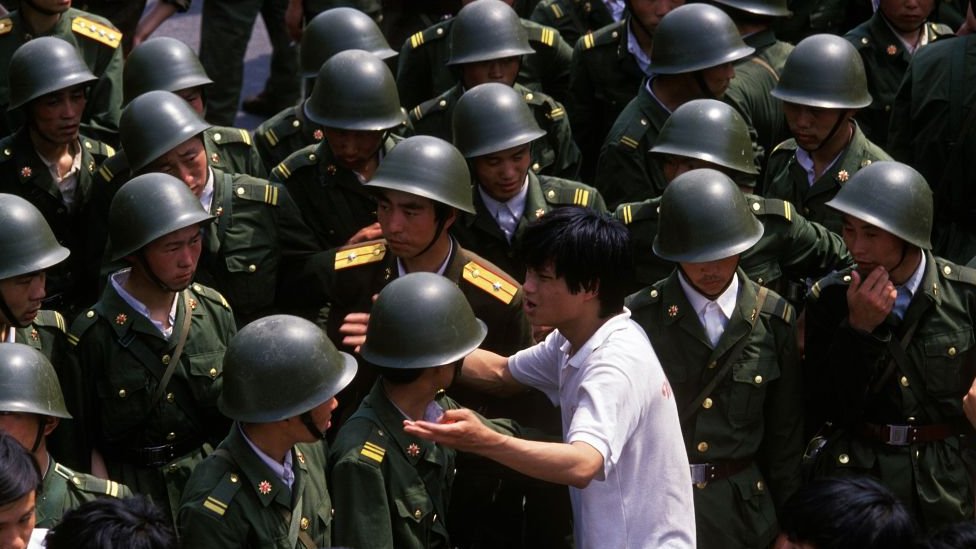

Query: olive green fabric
[529,0,613,46]
[35,460,132,529]
[253,105,324,171]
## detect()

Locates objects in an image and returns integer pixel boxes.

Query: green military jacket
[330,381,459,549]
[805,254,976,531]
[411,82,580,180]
[568,18,643,182]
[0,129,115,317]
[0,8,122,143]
[270,135,400,250]
[529,0,613,46]
[395,16,573,110]
[723,29,793,172]
[845,15,952,149]
[454,171,606,281]
[179,425,333,549]
[594,78,670,208]
[771,0,853,44]
[627,270,803,548]
[36,458,131,529]
[69,280,236,521]
[253,105,324,173]
[762,123,891,234]
[613,195,852,297]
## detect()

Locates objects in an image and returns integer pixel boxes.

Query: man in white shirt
[405,207,695,549]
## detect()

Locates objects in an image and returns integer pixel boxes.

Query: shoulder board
[540,180,598,207]
[81,138,115,159]
[614,114,652,151]
[358,427,387,466]
[770,139,798,156]
[937,259,976,286]
[747,196,794,222]
[231,179,281,206]
[408,20,450,50]
[519,89,565,120]
[97,151,128,184]
[334,241,387,271]
[55,464,127,498]
[33,310,67,333]
[462,260,519,305]
[613,199,657,225]
[71,16,121,49]
[201,471,243,518]
[190,283,231,310]
[67,309,100,346]
[410,94,450,123]
[258,111,302,148]
[758,288,795,323]
[0,18,12,36]
[544,0,569,22]
[581,20,625,50]
[625,283,664,310]
[524,21,559,48]
[209,127,253,147]
[809,268,855,301]
[271,146,318,181]
[928,22,954,39]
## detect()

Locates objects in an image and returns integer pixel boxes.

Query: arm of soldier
[567,43,599,175]
[547,108,583,180]
[885,61,916,163]
[329,457,396,549]
[778,211,854,279]
[534,33,573,105]
[177,500,250,549]
[405,409,603,488]
[594,139,650,209]
[395,39,433,111]
[86,38,124,136]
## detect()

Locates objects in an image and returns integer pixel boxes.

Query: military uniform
[845,17,952,149]
[178,425,333,549]
[529,0,613,46]
[615,194,852,297]
[805,257,976,532]
[0,8,122,142]
[253,106,325,173]
[411,83,581,180]
[69,281,236,521]
[772,0,852,44]
[627,270,803,548]
[762,124,891,234]
[568,19,643,182]
[594,79,670,207]
[35,459,130,529]
[0,130,115,318]
[454,171,606,281]
[270,135,401,250]
[396,16,573,110]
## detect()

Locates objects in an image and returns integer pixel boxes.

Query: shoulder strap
[872,319,946,422]
[748,56,779,81]
[148,291,193,410]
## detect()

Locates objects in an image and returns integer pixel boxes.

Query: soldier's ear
[42,416,59,436]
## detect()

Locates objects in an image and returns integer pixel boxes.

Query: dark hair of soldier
[0,431,41,506]
[44,496,177,549]
[520,207,632,318]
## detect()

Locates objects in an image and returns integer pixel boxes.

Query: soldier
[804,161,976,532]
[763,34,890,234]
[771,0,855,43]
[613,99,851,299]
[116,91,317,326]
[568,0,684,183]
[626,168,803,548]
[270,49,407,250]
[179,314,356,548]
[409,0,581,180]
[0,37,116,319]
[595,3,753,207]
[844,0,953,149]
[254,7,398,170]
[397,0,573,110]
[529,0,614,46]
[451,82,606,281]
[0,343,131,528]
[69,173,237,522]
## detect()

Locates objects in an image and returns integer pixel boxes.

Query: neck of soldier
[400,233,452,274]
[241,422,292,464]
[736,20,767,36]
[32,439,50,479]
[888,246,923,286]
[29,129,76,173]
[628,17,653,57]
[123,265,178,330]
[382,376,438,421]
[652,75,706,113]
[807,120,853,180]
[21,4,61,35]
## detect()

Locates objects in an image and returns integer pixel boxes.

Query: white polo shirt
[509,309,696,549]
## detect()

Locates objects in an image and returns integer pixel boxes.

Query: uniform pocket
[95,370,151,440]
[922,329,974,396]
[394,485,434,524]
[184,350,225,405]
[728,359,780,427]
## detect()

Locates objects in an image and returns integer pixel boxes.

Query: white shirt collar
[881,16,929,54]
[110,269,179,339]
[239,423,295,489]
[38,139,82,211]
[200,167,215,213]
[478,176,529,237]
[627,22,653,76]
[562,309,634,369]
[794,146,844,186]
[396,238,454,278]
[677,270,740,321]
[645,77,673,114]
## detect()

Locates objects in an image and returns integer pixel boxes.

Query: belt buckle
[689,464,710,486]
[886,424,910,446]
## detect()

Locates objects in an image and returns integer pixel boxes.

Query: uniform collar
[362,381,441,467]
[109,269,178,339]
[223,424,306,509]
[677,269,739,321]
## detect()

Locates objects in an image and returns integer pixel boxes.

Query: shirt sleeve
[507,332,563,404]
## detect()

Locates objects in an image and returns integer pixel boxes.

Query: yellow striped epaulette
[408,20,450,49]
[202,471,243,518]
[938,260,976,287]
[34,310,67,333]
[613,199,658,225]
[96,151,128,184]
[546,0,568,21]
[71,16,122,48]
[614,113,651,150]
[231,180,281,206]
[410,94,450,123]
[525,21,558,48]
[581,20,624,51]
[191,283,231,310]
[55,463,126,498]
[270,145,318,181]
[541,180,598,208]
[334,241,387,271]
[747,196,794,222]
[257,109,302,149]
[81,138,115,159]
[359,428,386,465]
[0,17,12,35]
[209,126,253,147]
[462,259,519,305]
[67,309,100,347]
[758,288,795,324]
[808,268,855,300]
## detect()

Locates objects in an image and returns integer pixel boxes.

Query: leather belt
[857,423,962,447]
[119,439,202,468]
[689,459,752,486]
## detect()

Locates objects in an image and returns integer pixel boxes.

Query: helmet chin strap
[300,411,327,440]
[0,297,28,330]
[136,252,191,293]
[408,214,451,262]
[693,71,716,100]
[805,111,849,153]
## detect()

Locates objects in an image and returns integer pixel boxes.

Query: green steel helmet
[825,161,933,250]
[8,36,97,110]
[304,49,406,130]
[771,34,871,109]
[0,343,71,419]
[447,0,535,66]
[648,4,754,75]
[361,272,487,369]
[120,90,211,173]
[123,37,213,105]
[651,99,757,176]
[108,173,214,260]
[452,82,546,158]
[218,315,357,423]
[654,168,764,262]
[710,0,792,17]
[300,7,396,77]
[366,136,476,213]
[0,194,69,280]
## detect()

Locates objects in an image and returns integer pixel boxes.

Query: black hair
[376,365,425,385]
[44,496,176,549]
[520,207,632,318]
[0,432,41,506]
[919,521,976,549]
[779,476,916,549]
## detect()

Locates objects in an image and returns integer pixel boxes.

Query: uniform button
[695,482,707,490]
[300,517,310,530]
[838,453,850,464]
[907,416,916,423]
[948,346,957,357]
[166,432,177,441]
[309,154,316,161]
[751,202,761,211]
[166,392,175,403]
[330,508,335,517]
[803,207,810,215]
[547,189,556,200]
[757,277,764,285]
[84,141,92,149]
[211,153,220,163]
[884,104,891,112]
[524,92,534,101]
[71,476,82,486]
[236,187,245,196]
[753,375,763,385]
[697,441,708,453]
[649,289,659,298]
[230,474,239,483]
[756,480,764,491]
[247,264,257,273]
[943,265,953,276]
[161,354,171,365]
[438,99,447,108]
[209,368,218,378]
[531,162,541,172]
[168,464,178,472]
[843,275,852,283]
[414,509,422,519]
[707,361,717,369]
[86,310,95,318]
[292,120,300,128]
[702,398,713,409]
[213,132,222,142]
[118,389,127,398]
[193,284,202,292]
[900,376,910,387]
[436,27,444,35]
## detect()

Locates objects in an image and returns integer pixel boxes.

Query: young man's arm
[457,349,527,397]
